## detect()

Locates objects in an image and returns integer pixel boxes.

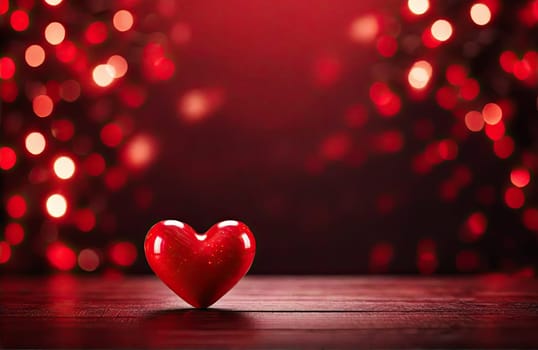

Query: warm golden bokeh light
[408,0,429,15]
[470,3,491,26]
[46,193,68,218]
[25,45,45,67]
[482,103,502,125]
[107,55,128,78]
[431,19,453,42]
[123,134,156,169]
[44,22,66,45]
[92,64,116,87]
[25,132,46,155]
[113,10,134,32]
[408,60,432,89]
[349,14,379,43]
[53,156,76,179]
[179,90,211,121]
[44,0,63,6]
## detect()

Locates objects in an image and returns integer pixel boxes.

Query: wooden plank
[0,276,537,348]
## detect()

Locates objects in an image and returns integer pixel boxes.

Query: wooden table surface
[0,275,537,348]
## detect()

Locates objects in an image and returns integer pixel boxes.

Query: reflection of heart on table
[141,309,257,348]
[144,220,256,308]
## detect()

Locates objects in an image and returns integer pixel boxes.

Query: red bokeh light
[435,86,458,109]
[499,50,517,73]
[511,168,531,188]
[493,136,515,159]
[0,80,18,102]
[74,209,96,232]
[438,139,458,160]
[464,110,484,132]
[313,56,342,87]
[5,222,25,245]
[376,35,398,57]
[459,78,480,101]
[10,10,29,32]
[119,85,147,108]
[464,212,487,241]
[55,40,77,63]
[484,121,505,141]
[6,194,27,219]
[513,60,532,81]
[417,239,437,274]
[51,119,75,141]
[522,208,538,231]
[375,130,404,153]
[46,242,77,271]
[369,242,394,273]
[104,167,127,191]
[467,212,488,236]
[0,147,17,170]
[85,21,108,45]
[0,241,11,264]
[0,0,8,15]
[142,43,175,81]
[33,94,54,118]
[84,153,106,176]
[59,80,81,101]
[109,242,137,267]
[0,57,16,80]
[446,64,468,86]
[369,82,402,117]
[504,187,525,209]
[320,133,351,160]
[78,249,100,272]
[100,123,123,147]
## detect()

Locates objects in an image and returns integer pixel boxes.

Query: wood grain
[0,276,537,348]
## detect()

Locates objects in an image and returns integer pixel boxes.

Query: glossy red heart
[144,220,256,308]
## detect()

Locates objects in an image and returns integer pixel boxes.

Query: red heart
[144,220,256,308]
